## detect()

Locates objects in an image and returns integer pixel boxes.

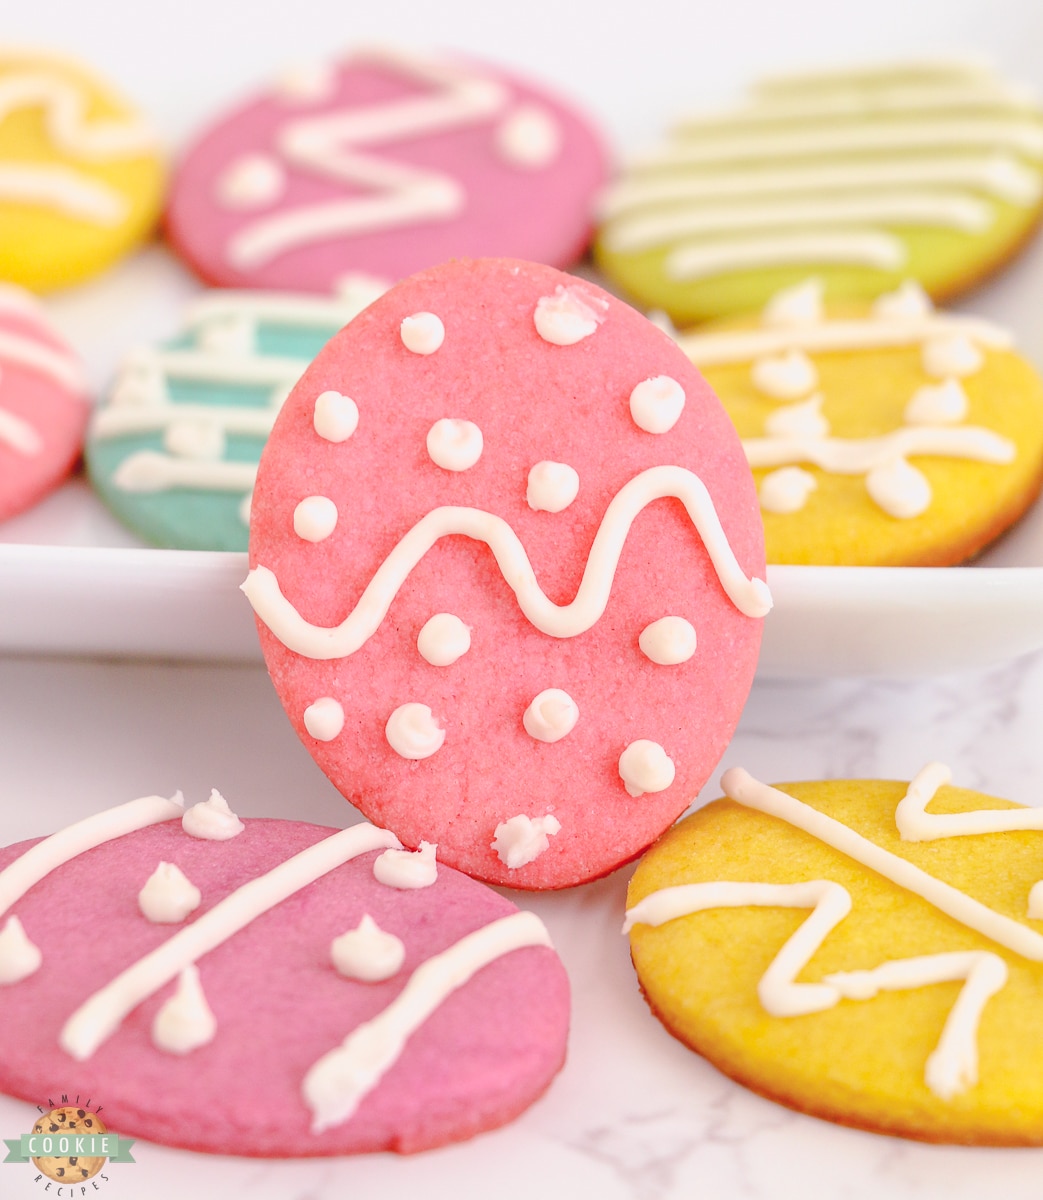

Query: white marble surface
[4,654,1043,1200]
[5,0,1043,1196]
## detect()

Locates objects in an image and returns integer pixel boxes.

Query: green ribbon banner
[3,1133,135,1163]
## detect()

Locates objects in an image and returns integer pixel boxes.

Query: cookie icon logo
[3,1096,134,1189]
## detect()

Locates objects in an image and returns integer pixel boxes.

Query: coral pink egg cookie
[245,258,771,889]
[0,793,569,1156]
[0,284,90,522]
[165,46,608,293]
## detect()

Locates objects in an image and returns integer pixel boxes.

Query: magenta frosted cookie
[0,284,90,522]
[244,257,771,889]
[0,791,569,1156]
[165,46,608,293]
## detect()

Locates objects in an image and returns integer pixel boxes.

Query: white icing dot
[750,349,819,399]
[495,104,562,168]
[385,703,445,759]
[426,418,483,471]
[762,279,824,327]
[313,391,359,443]
[216,153,286,209]
[400,312,445,355]
[138,862,202,924]
[293,495,339,542]
[526,460,580,512]
[417,613,471,666]
[763,393,829,439]
[491,814,562,869]
[152,965,217,1055]
[618,740,675,797]
[904,378,970,425]
[303,696,345,741]
[331,914,405,981]
[866,458,932,519]
[759,466,818,514]
[182,789,245,841]
[872,280,934,320]
[922,335,984,379]
[523,689,579,743]
[0,915,41,985]
[164,417,225,460]
[373,841,438,889]
[629,376,686,434]
[638,616,697,665]
[533,285,607,346]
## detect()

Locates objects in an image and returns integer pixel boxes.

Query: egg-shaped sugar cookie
[85,283,382,549]
[0,793,569,1156]
[626,764,1043,1144]
[595,58,1043,324]
[0,48,165,292]
[165,46,608,293]
[676,280,1043,565]
[0,283,89,522]
[244,257,771,890]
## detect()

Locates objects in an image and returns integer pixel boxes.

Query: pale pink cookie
[245,258,770,889]
[0,796,568,1156]
[165,46,608,292]
[0,284,89,522]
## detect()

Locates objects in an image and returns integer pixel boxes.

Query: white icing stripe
[116,346,310,389]
[225,49,511,269]
[742,425,1015,472]
[825,951,1007,1100]
[666,230,905,281]
[0,163,127,223]
[624,880,852,1016]
[112,451,259,494]
[676,312,1012,366]
[242,465,773,661]
[602,155,1043,215]
[643,117,1043,168]
[719,768,1043,962]
[603,191,992,254]
[59,822,402,1060]
[0,330,86,393]
[0,794,184,919]
[896,762,1043,841]
[0,71,159,159]
[302,910,552,1132]
[91,401,278,440]
[0,406,44,456]
[182,291,370,331]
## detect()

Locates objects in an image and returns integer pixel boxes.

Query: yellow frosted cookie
[677,279,1043,565]
[0,48,165,291]
[625,765,1043,1145]
[595,58,1043,324]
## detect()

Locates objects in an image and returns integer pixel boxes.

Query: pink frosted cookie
[244,258,771,889]
[0,284,90,522]
[0,792,569,1156]
[165,46,608,293]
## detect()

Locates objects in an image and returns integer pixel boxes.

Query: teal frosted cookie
[595,59,1043,324]
[86,281,384,549]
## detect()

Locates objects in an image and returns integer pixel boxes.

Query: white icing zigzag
[223,48,534,269]
[242,464,773,661]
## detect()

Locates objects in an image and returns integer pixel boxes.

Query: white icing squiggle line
[742,425,1015,473]
[0,330,86,393]
[303,910,552,1132]
[720,768,1043,961]
[242,465,773,661]
[0,794,184,919]
[666,230,905,281]
[676,312,1012,367]
[624,879,851,1016]
[896,762,1043,841]
[0,163,126,223]
[0,406,44,456]
[59,822,401,1060]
